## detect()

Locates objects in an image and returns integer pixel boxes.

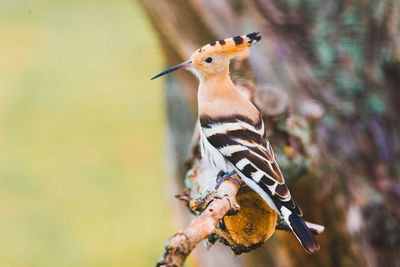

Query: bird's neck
[197,67,260,121]
[197,67,235,103]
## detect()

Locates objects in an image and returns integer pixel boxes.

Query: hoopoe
[151,32,320,254]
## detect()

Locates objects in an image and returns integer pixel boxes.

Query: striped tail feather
[280,206,320,254]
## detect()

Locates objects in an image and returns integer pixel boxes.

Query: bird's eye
[205,57,213,63]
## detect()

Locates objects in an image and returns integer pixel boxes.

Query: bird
[151,32,320,254]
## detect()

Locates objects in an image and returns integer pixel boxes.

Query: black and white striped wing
[200,115,320,254]
[200,115,302,217]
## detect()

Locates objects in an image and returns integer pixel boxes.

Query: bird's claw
[211,190,240,215]
[215,171,242,189]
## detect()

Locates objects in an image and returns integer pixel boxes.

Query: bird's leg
[215,170,242,189]
[189,171,242,213]
[211,170,242,215]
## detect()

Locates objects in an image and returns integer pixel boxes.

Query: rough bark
[139,0,400,266]
[157,177,241,267]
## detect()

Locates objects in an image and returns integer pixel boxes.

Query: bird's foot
[215,170,242,189]
[213,171,242,214]
[190,171,242,213]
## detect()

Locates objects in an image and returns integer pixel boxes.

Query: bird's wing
[200,114,320,254]
[200,114,302,217]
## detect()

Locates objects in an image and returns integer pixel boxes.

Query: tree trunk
[139,1,400,266]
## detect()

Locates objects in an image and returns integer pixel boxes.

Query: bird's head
[151,32,261,81]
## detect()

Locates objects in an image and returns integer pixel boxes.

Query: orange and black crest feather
[196,32,262,55]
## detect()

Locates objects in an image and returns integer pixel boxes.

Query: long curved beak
[151,60,192,80]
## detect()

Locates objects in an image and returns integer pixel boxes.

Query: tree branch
[157,178,241,267]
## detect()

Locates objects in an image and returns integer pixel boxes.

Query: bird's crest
[196,32,261,56]
[151,32,261,80]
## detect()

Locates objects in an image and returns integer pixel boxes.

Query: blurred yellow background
[0,0,174,266]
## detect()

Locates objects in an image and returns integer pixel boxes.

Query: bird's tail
[280,206,320,254]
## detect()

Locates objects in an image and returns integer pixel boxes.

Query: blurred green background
[0,0,174,266]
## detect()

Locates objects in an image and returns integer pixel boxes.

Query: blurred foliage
[0,0,173,266]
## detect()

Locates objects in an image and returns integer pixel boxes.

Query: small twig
[157,178,241,267]
[174,188,191,206]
